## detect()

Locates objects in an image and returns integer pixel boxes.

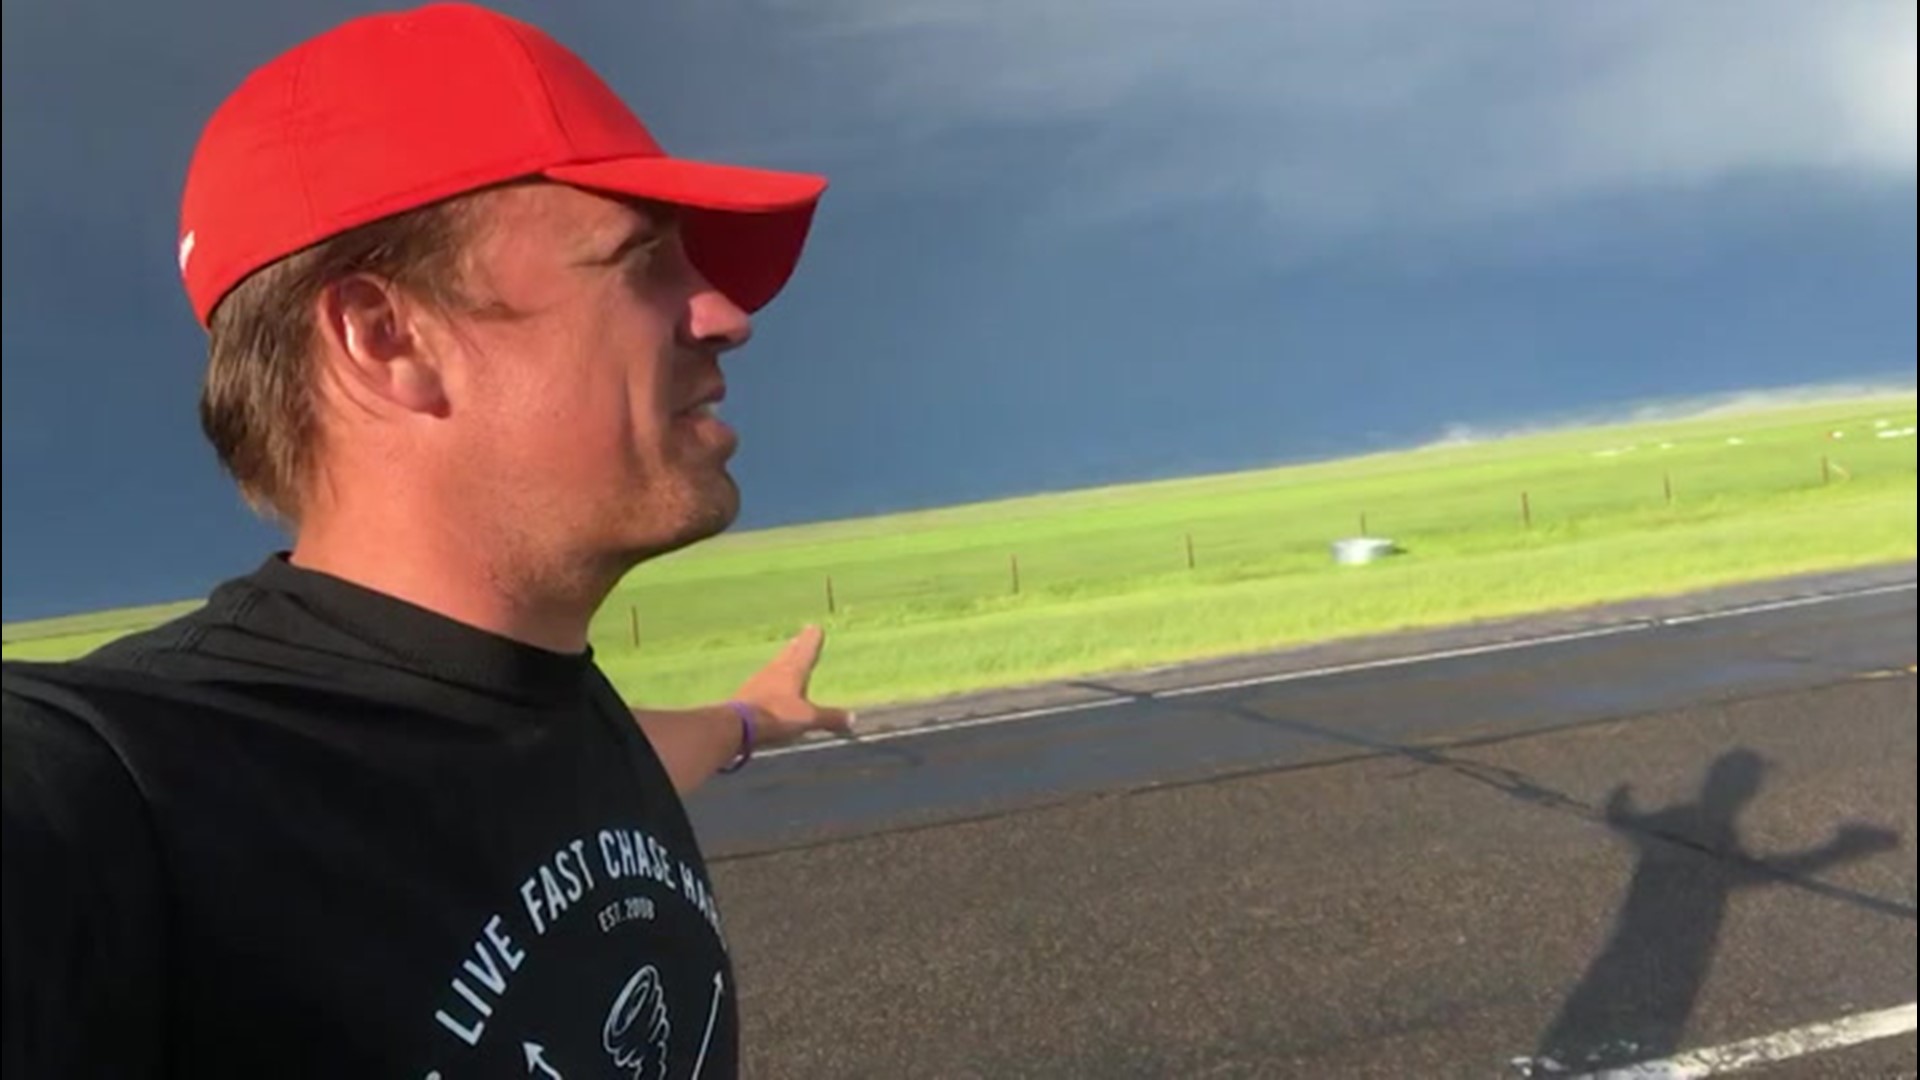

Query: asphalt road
[688,578,1918,1078]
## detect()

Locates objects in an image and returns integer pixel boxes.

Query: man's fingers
[737,627,842,740]
[782,624,827,680]
[806,705,854,734]
[782,624,824,662]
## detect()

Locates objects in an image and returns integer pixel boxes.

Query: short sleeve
[2,676,167,1078]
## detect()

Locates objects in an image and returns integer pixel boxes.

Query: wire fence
[3,425,1908,659]
[597,441,1915,654]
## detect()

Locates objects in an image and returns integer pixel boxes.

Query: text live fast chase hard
[433,824,726,1048]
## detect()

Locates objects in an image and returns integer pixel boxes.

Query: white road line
[1550,1001,1917,1079]
[758,697,1132,759]
[1149,623,1649,700]
[1656,581,1916,627]
[756,581,1913,760]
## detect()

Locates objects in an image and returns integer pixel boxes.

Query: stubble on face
[432,183,754,585]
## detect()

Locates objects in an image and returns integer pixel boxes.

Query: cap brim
[544,156,827,313]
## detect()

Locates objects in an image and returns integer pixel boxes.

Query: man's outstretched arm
[630,626,853,796]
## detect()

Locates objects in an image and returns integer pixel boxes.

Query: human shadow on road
[1525,748,1901,1075]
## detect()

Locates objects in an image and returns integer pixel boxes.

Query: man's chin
[703,469,741,529]
[699,492,741,540]
[661,476,741,553]
[608,466,740,564]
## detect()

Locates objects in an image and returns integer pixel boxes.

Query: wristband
[719,700,757,773]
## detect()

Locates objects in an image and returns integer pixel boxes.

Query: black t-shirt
[2,555,738,1079]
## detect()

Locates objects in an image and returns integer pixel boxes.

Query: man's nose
[683,274,753,351]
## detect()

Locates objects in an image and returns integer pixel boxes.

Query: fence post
[825,574,837,615]
[1521,491,1533,529]
[1185,532,1196,571]
[1664,471,1674,506]
[1360,511,1369,537]
[1822,455,1832,485]
[1010,554,1022,595]
[629,606,640,648]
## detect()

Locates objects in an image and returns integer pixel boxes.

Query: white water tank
[1332,537,1397,566]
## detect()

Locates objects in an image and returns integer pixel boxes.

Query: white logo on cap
[178,230,197,275]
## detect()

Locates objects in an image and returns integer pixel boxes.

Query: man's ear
[315,275,450,418]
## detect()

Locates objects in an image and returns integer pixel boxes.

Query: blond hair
[199,197,482,525]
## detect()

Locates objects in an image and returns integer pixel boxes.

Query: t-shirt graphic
[2,554,740,1079]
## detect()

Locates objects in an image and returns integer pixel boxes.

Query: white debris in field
[1875,418,1891,428]
[1726,436,1746,445]
[1659,442,1676,450]
[1877,426,1917,440]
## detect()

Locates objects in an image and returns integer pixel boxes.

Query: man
[2,4,851,1076]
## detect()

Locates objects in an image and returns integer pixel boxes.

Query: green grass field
[5,394,1915,709]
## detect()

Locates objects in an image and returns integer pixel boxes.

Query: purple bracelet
[719,700,757,773]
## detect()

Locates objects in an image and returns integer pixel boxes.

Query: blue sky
[3,0,1915,620]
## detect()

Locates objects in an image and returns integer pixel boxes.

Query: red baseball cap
[177,2,828,327]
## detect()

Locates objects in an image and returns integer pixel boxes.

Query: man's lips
[676,383,727,419]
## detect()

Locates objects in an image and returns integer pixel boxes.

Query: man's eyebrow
[582,208,681,266]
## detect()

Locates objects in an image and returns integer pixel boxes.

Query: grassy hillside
[6,394,1915,708]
